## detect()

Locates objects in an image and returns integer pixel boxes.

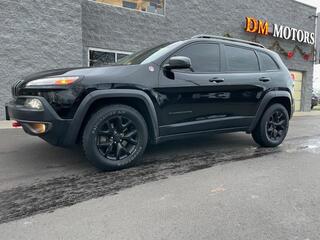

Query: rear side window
[257,51,279,71]
[224,45,259,72]
[173,43,220,73]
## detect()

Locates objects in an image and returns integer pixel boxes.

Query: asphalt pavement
[0,116,320,239]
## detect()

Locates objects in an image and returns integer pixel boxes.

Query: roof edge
[292,0,317,10]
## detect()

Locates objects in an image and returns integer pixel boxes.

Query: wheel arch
[248,90,293,133]
[63,89,159,146]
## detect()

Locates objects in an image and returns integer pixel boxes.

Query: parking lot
[0,115,320,239]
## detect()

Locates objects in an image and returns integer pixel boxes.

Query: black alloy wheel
[252,103,289,147]
[265,110,288,142]
[96,116,139,161]
[83,105,148,170]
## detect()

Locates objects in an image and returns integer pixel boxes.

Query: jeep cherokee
[5,35,294,170]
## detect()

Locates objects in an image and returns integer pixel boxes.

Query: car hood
[23,67,86,82]
[22,65,146,85]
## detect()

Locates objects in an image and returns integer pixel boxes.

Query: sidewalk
[293,110,320,117]
[1,111,319,129]
[0,121,15,129]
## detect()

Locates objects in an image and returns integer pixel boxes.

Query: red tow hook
[12,121,22,128]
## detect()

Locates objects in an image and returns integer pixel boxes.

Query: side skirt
[156,127,249,144]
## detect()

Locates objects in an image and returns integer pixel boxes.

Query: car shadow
[0,129,256,178]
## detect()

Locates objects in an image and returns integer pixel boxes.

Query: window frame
[88,47,132,67]
[161,42,222,74]
[255,50,280,73]
[89,0,166,17]
[222,44,261,73]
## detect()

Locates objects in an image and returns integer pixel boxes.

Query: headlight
[24,98,44,110]
[26,76,79,87]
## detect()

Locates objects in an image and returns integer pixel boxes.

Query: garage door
[290,71,303,112]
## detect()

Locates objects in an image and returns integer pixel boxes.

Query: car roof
[183,35,276,54]
[151,36,279,65]
[191,34,265,48]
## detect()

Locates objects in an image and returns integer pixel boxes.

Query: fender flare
[63,89,159,146]
[247,90,293,133]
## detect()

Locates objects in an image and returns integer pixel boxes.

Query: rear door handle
[259,77,271,82]
[209,77,224,83]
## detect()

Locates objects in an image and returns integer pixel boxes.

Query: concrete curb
[1,111,320,129]
[293,111,320,117]
[0,121,16,129]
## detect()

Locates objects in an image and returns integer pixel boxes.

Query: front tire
[252,103,289,147]
[82,104,148,171]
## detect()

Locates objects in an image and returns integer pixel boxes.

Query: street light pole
[317,12,319,64]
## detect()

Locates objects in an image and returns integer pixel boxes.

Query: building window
[89,48,132,67]
[94,0,165,15]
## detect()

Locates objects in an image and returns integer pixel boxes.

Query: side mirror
[165,56,192,70]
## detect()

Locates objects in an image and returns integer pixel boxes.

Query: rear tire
[82,104,148,171]
[252,103,289,147]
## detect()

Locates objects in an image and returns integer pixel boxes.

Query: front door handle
[259,77,271,82]
[209,77,224,83]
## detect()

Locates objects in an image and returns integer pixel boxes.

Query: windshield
[117,41,183,65]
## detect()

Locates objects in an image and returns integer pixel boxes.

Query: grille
[11,80,24,97]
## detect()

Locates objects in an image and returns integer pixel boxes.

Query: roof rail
[191,34,265,48]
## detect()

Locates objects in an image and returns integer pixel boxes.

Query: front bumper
[5,96,72,146]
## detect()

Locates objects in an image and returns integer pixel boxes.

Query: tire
[82,104,148,171]
[252,103,289,147]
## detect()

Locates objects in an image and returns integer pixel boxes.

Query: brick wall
[0,0,83,119]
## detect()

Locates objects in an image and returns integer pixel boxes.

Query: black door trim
[159,116,254,136]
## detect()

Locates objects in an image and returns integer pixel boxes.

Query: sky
[295,0,320,11]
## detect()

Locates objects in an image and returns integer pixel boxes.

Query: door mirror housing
[165,56,192,70]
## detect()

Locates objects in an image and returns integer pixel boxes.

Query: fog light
[24,98,43,110]
[21,122,51,135]
[29,123,46,134]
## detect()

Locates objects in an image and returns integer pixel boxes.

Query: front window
[171,43,221,73]
[117,41,183,65]
[95,0,165,15]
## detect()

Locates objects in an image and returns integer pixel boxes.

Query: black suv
[6,35,294,170]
